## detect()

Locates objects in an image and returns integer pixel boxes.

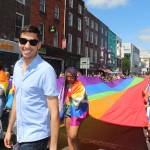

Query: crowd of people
[0,24,150,150]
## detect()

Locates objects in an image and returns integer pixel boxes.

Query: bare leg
[64,117,80,150]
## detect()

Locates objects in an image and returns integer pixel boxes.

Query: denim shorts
[18,137,49,150]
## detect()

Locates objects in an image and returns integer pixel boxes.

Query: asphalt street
[1,117,150,150]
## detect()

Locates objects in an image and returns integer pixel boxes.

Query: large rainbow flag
[57,76,149,127]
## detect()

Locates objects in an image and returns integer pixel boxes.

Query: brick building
[65,0,85,71]
[30,0,85,75]
[83,10,100,74]
[0,0,31,74]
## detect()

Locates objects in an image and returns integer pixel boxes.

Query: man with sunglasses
[4,25,59,150]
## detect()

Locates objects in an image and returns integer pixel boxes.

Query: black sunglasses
[19,38,39,46]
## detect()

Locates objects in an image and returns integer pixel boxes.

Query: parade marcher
[0,64,8,117]
[0,63,8,139]
[59,67,88,150]
[4,25,59,150]
[144,70,150,140]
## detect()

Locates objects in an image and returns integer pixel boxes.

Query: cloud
[138,27,150,42]
[85,0,129,9]
[138,46,150,57]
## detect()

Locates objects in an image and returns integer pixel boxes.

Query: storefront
[39,45,81,77]
[0,39,20,75]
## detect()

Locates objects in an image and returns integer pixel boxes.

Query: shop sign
[38,47,46,54]
[0,42,14,50]
[49,26,56,32]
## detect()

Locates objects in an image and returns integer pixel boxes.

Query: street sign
[80,57,90,69]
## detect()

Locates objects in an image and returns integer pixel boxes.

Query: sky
[83,0,150,56]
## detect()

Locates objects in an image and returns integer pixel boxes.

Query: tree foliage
[122,57,130,75]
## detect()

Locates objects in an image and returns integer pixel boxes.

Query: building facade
[140,56,150,75]
[99,21,109,70]
[108,30,117,70]
[122,43,140,74]
[0,0,31,74]
[65,0,85,72]
[83,9,100,74]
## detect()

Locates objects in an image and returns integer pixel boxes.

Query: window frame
[67,34,72,52]
[78,4,82,14]
[69,0,73,8]
[85,29,89,41]
[78,18,82,31]
[54,29,59,47]
[90,32,93,43]
[68,12,73,27]
[90,48,93,62]
[54,5,59,20]
[93,50,97,63]
[77,38,81,54]
[38,23,44,43]
[40,0,46,13]
[17,0,25,4]
[15,12,24,40]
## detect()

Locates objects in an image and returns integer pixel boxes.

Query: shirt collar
[18,54,42,69]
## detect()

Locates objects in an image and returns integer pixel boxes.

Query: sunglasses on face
[19,38,39,46]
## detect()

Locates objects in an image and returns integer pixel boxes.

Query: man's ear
[37,41,42,49]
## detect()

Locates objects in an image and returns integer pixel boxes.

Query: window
[90,32,93,43]
[77,38,81,54]
[85,47,88,57]
[15,13,24,39]
[105,30,107,37]
[91,20,94,29]
[67,34,72,52]
[38,23,44,43]
[54,29,58,47]
[101,38,103,47]
[101,27,103,34]
[54,5,59,20]
[40,0,46,12]
[95,23,98,31]
[78,5,82,14]
[90,48,93,62]
[69,0,73,8]
[68,13,73,26]
[94,34,98,45]
[101,51,104,57]
[78,18,82,31]
[85,29,89,41]
[93,50,97,63]
[85,17,89,26]
[105,41,107,49]
[17,0,25,4]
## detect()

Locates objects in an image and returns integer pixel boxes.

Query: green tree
[122,57,130,75]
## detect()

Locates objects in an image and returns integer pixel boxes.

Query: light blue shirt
[13,54,58,143]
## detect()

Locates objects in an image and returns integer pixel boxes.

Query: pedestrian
[144,70,150,140]
[0,63,8,140]
[59,67,88,150]
[0,63,8,117]
[4,25,59,150]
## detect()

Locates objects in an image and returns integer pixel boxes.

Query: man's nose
[24,41,31,47]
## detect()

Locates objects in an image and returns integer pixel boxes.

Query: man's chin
[23,56,32,59]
